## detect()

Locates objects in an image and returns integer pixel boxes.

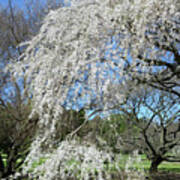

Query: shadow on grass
[149,172,180,180]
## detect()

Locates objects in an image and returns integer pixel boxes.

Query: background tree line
[0,0,63,178]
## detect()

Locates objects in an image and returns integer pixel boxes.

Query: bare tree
[118,88,180,173]
[0,0,63,61]
[0,0,63,93]
[0,77,39,178]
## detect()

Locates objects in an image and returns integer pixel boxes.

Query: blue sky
[0,0,64,9]
[0,0,48,10]
[0,0,26,9]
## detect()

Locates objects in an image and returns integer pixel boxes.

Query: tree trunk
[0,154,4,178]
[149,157,163,173]
[3,148,17,178]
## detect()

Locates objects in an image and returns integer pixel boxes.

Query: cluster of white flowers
[21,140,145,180]
[26,140,114,180]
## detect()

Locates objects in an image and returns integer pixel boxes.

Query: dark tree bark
[0,154,4,176]
[149,156,163,173]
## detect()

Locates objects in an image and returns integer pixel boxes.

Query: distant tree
[95,114,128,152]
[106,114,140,154]
[0,78,38,178]
[0,0,63,178]
[0,0,64,133]
[0,0,63,63]
[118,88,180,173]
[53,108,86,143]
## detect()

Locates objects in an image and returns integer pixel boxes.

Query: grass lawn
[2,153,180,173]
[1,152,180,180]
[118,154,180,173]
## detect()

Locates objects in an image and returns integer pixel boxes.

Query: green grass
[1,152,180,176]
[158,162,180,173]
[118,154,180,173]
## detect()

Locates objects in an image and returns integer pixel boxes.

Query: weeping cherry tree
[9,0,180,179]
